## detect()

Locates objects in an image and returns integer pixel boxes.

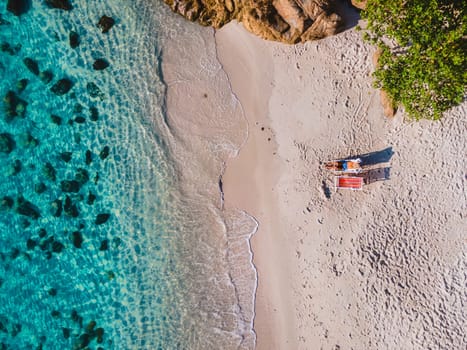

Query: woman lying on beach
[324,158,362,173]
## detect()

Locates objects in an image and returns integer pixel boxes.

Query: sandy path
[217,21,466,350]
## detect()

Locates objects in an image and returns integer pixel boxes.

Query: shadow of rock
[334,0,361,31]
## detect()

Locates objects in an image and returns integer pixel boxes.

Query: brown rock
[163,0,347,44]
[351,0,367,10]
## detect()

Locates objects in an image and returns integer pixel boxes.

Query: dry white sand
[217,22,466,350]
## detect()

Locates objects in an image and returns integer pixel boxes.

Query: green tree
[361,0,466,119]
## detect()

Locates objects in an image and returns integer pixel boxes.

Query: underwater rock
[85,320,96,333]
[51,240,64,253]
[164,0,346,44]
[39,236,53,251]
[0,133,16,153]
[23,57,39,75]
[35,182,47,194]
[4,90,27,121]
[20,218,31,228]
[95,327,104,343]
[99,239,108,251]
[10,323,21,337]
[43,162,56,181]
[74,116,86,123]
[87,192,96,205]
[51,199,62,217]
[64,196,79,217]
[8,159,22,175]
[71,231,83,248]
[16,196,41,219]
[26,238,37,250]
[86,82,104,100]
[13,159,22,174]
[7,0,31,16]
[85,150,92,165]
[75,333,91,348]
[61,180,81,193]
[69,31,80,48]
[38,228,47,238]
[1,196,14,210]
[10,248,20,259]
[0,196,15,209]
[16,78,28,92]
[89,106,99,121]
[0,14,11,25]
[95,213,110,225]
[73,103,83,113]
[75,168,89,184]
[0,130,12,150]
[0,316,7,333]
[45,0,72,11]
[70,310,83,325]
[97,15,115,33]
[1,42,21,55]
[60,151,72,162]
[18,132,39,147]
[39,70,54,84]
[62,327,71,339]
[50,78,74,95]
[50,114,62,125]
[93,58,109,70]
[99,146,109,160]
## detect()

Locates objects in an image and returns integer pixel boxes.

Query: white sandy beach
[217,22,466,350]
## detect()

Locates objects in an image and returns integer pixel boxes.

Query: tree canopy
[361,0,466,119]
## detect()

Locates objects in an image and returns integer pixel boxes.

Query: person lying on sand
[324,159,362,172]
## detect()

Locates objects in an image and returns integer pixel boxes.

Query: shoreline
[216,23,298,349]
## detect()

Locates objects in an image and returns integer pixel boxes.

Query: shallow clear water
[0,1,256,349]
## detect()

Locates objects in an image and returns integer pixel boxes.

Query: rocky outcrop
[164,0,349,43]
[350,0,366,10]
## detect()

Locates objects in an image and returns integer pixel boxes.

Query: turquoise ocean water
[0,1,257,349]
